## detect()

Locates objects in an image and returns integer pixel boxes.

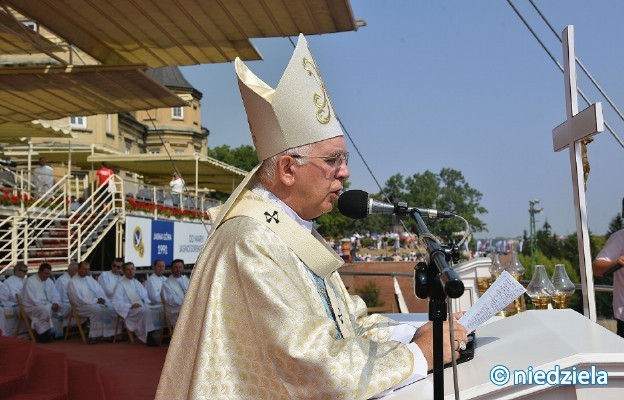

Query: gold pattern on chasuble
[302,50,331,125]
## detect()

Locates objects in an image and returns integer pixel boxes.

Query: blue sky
[182,0,624,239]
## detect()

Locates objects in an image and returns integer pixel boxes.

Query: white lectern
[386,310,624,399]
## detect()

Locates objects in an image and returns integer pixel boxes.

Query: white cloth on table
[144,273,167,304]
[68,275,116,338]
[20,275,69,336]
[98,271,121,300]
[111,277,161,343]
[161,275,189,326]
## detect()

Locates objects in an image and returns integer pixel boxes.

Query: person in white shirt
[144,259,166,305]
[33,157,55,197]
[111,262,161,346]
[98,258,123,300]
[161,259,189,327]
[68,261,117,344]
[20,263,70,342]
[169,172,184,207]
[55,262,78,307]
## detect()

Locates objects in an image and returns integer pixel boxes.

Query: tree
[376,168,487,242]
[608,213,624,236]
[207,144,258,172]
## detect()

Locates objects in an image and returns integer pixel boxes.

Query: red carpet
[0,336,168,400]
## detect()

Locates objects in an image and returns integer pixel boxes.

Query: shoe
[146,332,158,347]
[102,336,114,343]
[88,337,98,345]
[36,330,53,343]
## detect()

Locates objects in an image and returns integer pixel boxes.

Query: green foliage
[608,213,624,236]
[207,144,259,172]
[360,281,384,308]
[376,168,487,242]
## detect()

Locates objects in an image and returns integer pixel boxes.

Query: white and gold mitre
[235,33,343,161]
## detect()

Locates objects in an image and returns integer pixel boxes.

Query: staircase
[0,175,124,273]
[0,336,107,400]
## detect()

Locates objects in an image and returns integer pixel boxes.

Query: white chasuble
[156,189,414,400]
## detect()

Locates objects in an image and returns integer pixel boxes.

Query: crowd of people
[0,258,189,346]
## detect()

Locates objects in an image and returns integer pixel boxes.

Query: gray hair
[257,143,312,184]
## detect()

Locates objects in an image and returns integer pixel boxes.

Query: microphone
[338,190,456,219]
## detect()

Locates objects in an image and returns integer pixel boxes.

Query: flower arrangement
[0,189,33,207]
[125,198,209,221]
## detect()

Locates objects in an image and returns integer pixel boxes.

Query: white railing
[0,175,122,273]
[68,175,123,261]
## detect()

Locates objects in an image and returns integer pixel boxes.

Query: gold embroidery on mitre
[302,52,331,125]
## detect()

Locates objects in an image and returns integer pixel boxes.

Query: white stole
[169,276,186,299]
[120,278,142,304]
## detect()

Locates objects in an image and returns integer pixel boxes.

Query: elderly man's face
[123,264,136,280]
[290,136,349,220]
[153,260,165,277]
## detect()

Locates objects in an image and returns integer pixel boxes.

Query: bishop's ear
[276,155,298,187]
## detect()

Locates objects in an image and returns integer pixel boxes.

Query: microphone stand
[409,208,464,400]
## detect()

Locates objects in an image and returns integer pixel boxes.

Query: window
[172,107,184,120]
[22,21,37,31]
[70,116,87,128]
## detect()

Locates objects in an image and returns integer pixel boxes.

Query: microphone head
[338,190,369,219]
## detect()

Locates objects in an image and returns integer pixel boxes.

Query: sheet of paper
[458,270,526,333]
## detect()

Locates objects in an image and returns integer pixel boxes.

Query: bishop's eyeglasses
[292,152,349,168]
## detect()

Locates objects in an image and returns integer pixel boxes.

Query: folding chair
[15,294,36,341]
[64,299,87,343]
[159,291,174,345]
[113,315,135,344]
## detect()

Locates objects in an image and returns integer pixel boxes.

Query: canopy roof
[7,0,358,67]
[0,120,74,143]
[87,153,248,195]
[0,9,63,55]
[0,64,186,123]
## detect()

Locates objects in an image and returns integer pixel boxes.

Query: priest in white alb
[0,263,29,335]
[67,260,117,343]
[157,34,466,399]
[161,259,188,327]
[20,263,70,341]
[98,257,123,300]
[55,261,78,307]
[144,259,166,305]
[111,261,161,346]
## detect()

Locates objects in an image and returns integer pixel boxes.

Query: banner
[174,222,210,264]
[124,216,211,266]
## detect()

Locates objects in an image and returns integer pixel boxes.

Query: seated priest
[111,261,161,346]
[0,263,29,335]
[144,258,167,305]
[157,34,467,399]
[161,259,189,327]
[20,263,70,342]
[98,257,124,300]
[67,261,117,344]
[55,261,78,308]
